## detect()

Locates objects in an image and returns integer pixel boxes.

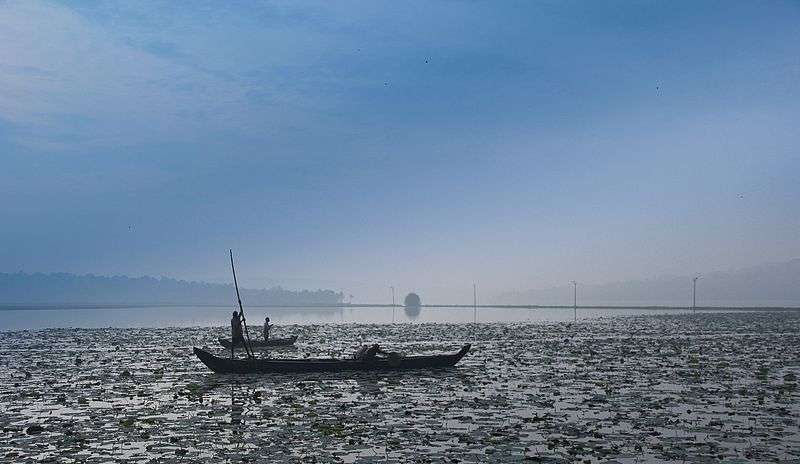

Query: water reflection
[227,382,250,457]
[354,374,385,396]
[403,304,421,319]
[230,383,244,426]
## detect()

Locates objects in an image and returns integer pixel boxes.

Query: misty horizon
[3,257,798,307]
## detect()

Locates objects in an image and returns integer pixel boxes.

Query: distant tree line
[0,272,344,306]
[497,258,800,307]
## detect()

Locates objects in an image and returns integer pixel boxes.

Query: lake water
[1,311,798,462]
[0,305,710,330]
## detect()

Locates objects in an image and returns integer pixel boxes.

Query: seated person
[353,345,370,360]
[363,343,383,360]
[354,344,403,361]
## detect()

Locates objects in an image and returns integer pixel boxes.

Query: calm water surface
[0,305,705,330]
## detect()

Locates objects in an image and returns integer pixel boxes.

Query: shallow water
[1,312,799,463]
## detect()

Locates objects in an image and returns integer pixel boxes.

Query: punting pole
[230,249,254,358]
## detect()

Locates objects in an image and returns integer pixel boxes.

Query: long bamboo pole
[230,249,254,358]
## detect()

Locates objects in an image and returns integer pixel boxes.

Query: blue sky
[1,0,798,302]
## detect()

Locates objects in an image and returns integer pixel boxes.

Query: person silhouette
[263,316,273,341]
[230,311,244,358]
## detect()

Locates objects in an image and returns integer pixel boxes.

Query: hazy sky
[1,1,798,303]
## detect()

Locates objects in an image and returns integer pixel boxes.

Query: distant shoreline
[1,303,799,311]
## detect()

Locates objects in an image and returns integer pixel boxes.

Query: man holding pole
[229,249,254,359]
[230,310,245,358]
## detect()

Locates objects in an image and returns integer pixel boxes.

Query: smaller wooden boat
[218,335,298,349]
[194,344,471,374]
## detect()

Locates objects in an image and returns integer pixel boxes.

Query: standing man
[263,316,273,341]
[231,310,244,358]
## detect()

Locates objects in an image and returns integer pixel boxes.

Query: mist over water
[1,305,715,330]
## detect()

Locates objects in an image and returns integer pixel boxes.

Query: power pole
[570,280,577,322]
[692,275,701,313]
[473,283,477,324]
[390,285,395,323]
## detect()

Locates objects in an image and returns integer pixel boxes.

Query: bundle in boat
[194,344,471,374]
[218,335,298,349]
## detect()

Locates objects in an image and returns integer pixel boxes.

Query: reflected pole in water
[473,283,477,324]
[692,275,701,313]
[390,285,396,323]
[570,280,577,322]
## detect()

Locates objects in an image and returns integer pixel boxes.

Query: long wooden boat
[194,344,471,374]
[217,336,298,349]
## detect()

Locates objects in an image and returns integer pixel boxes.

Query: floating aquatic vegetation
[0,312,799,462]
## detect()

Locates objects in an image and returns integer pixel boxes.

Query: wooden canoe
[217,335,298,349]
[194,344,471,374]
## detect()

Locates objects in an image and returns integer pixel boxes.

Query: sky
[1,0,798,303]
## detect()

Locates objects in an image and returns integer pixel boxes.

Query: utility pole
[473,283,477,324]
[339,289,344,323]
[390,285,396,323]
[570,280,577,322]
[692,275,701,313]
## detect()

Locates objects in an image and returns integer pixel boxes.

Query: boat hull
[193,344,471,374]
[217,336,298,349]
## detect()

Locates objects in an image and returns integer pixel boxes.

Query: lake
[1,310,798,462]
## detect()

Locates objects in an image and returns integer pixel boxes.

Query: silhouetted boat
[217,336,298,349]
[193,344,471,374]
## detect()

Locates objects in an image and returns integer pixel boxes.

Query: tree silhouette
[404,292,421,307]
[0,272,344,305]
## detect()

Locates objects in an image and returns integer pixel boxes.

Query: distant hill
[0,272,344,306]
[496,258,800,307]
